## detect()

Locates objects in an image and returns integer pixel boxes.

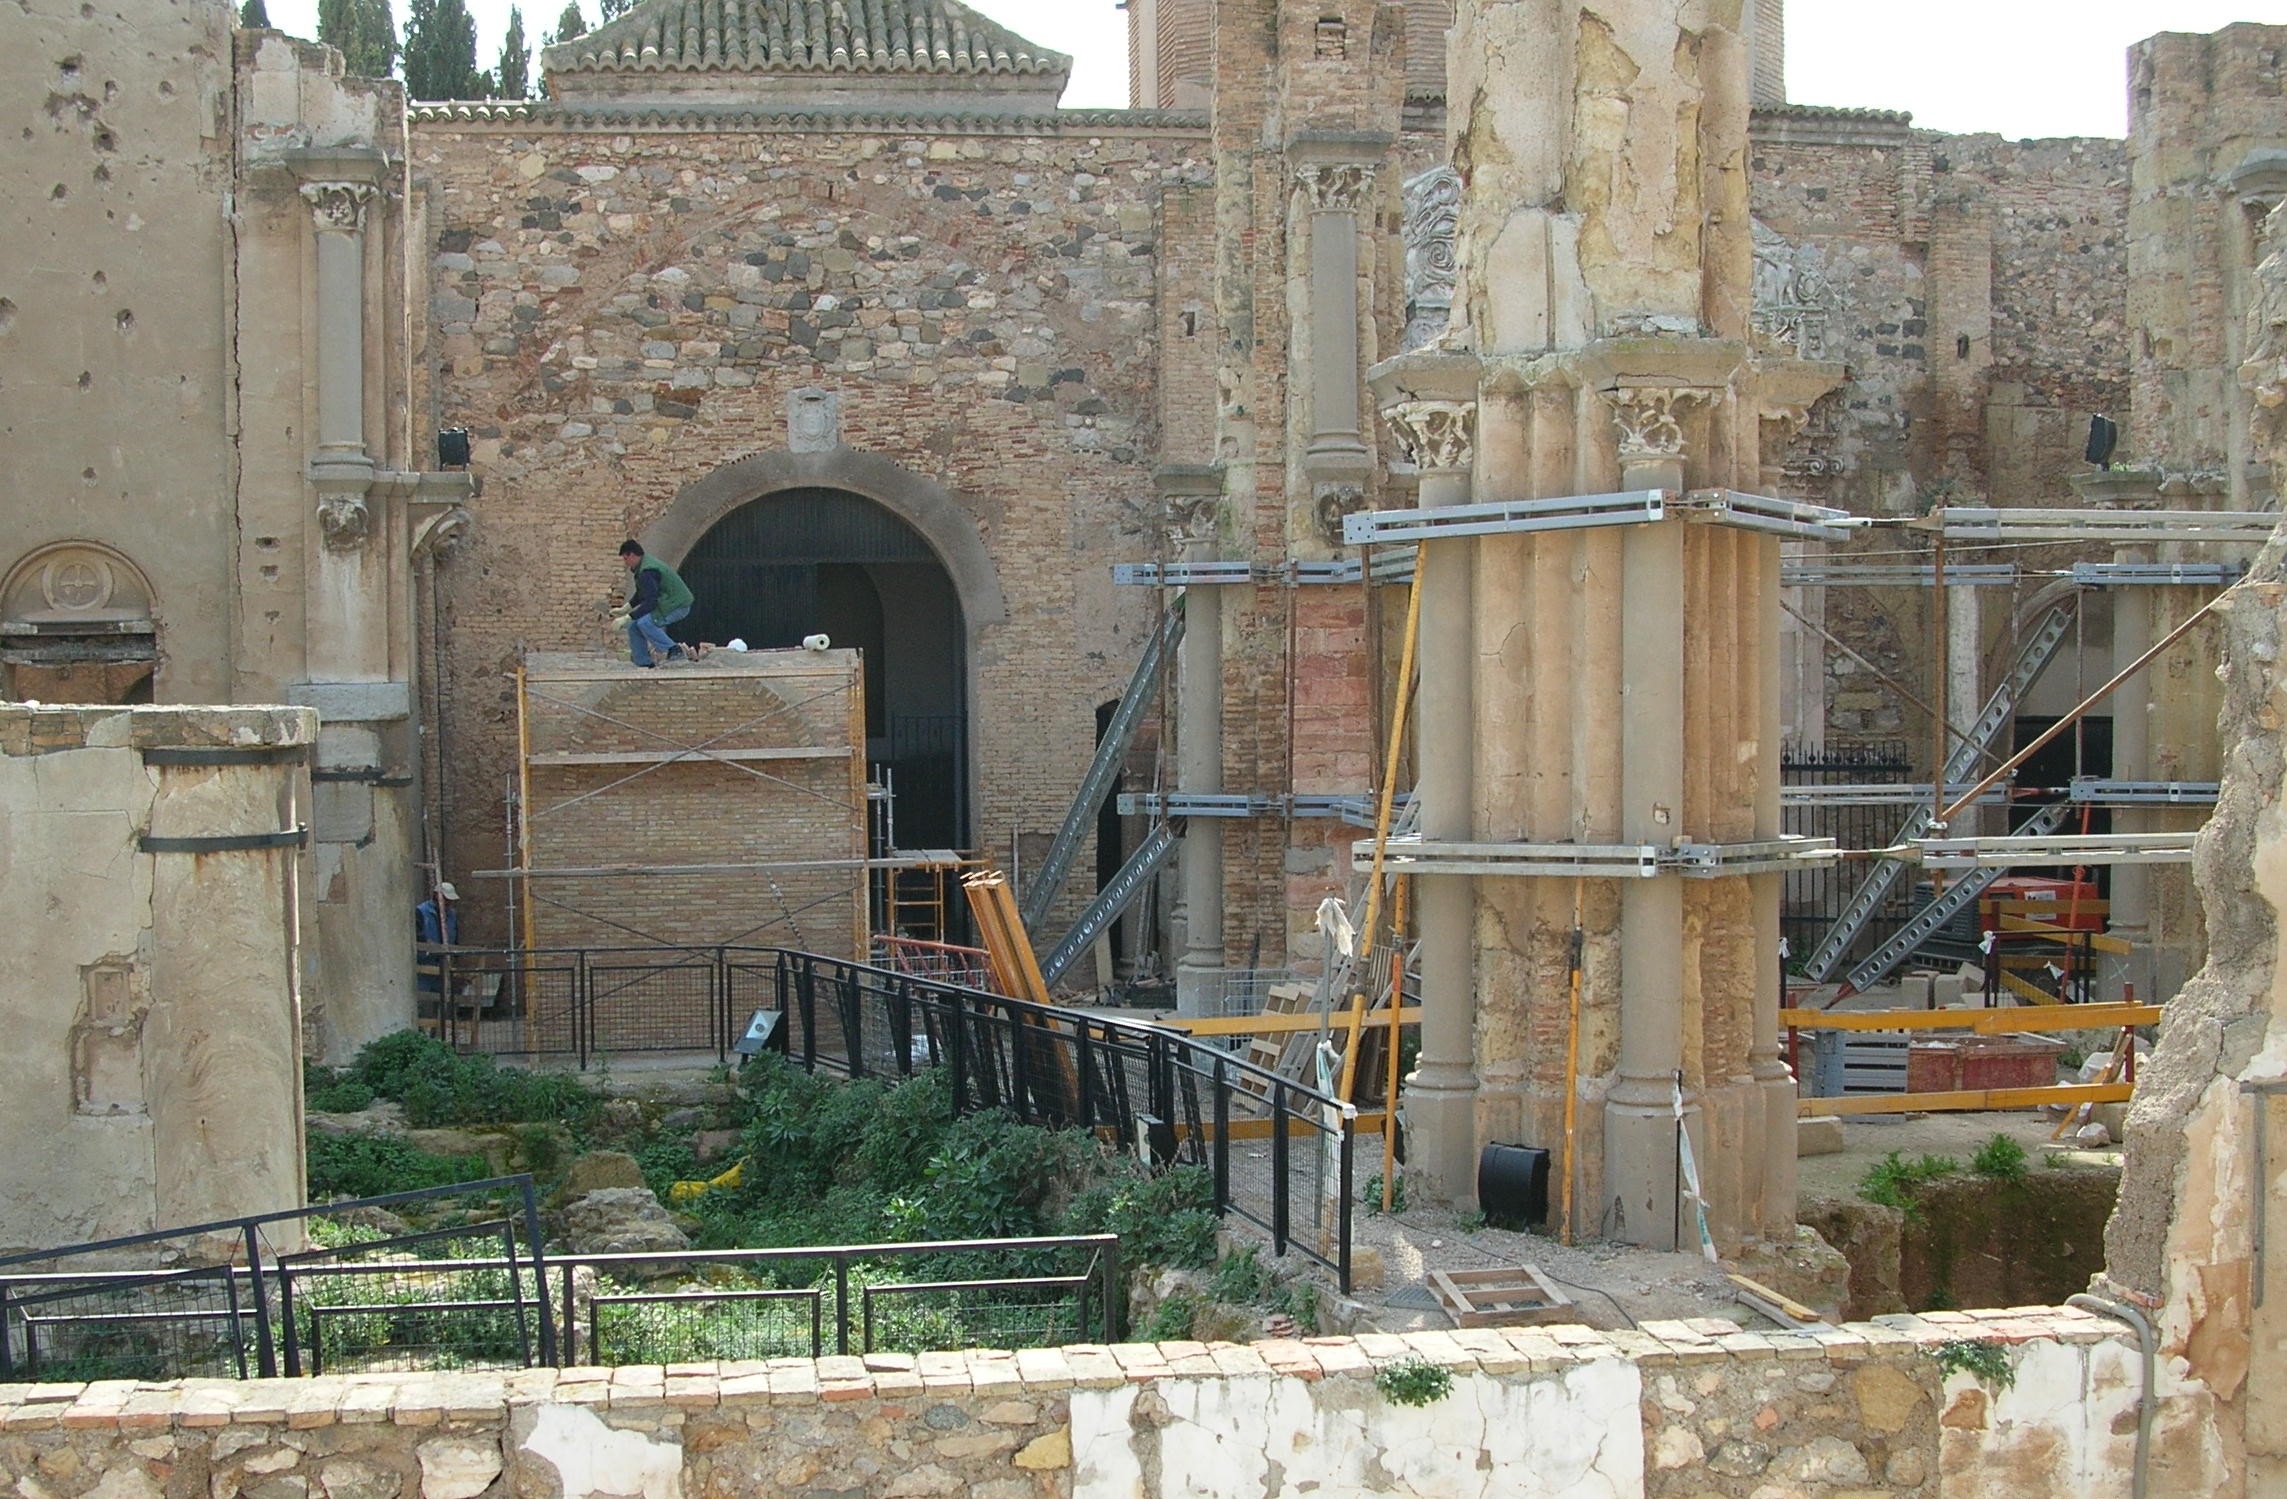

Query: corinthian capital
[1606,386,1710,466]
[300,181,377,234]
[1297,163,1375,213]
[1164,493,1223,551]
[1381,399,1475,474]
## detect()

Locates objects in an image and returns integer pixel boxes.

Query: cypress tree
[548,0,585,45]
[240,0,271,28]
[496,6,531,99]
[402,0,487,98]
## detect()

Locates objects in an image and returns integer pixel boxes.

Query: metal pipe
[1940,589,2230,825]
[2067,1291,2154,1499]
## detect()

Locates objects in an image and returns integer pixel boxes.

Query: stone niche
[0,541,160,704]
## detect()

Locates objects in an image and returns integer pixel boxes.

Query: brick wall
[520,652,866,964]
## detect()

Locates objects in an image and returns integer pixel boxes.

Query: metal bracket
[1781,783,2013,808]
[1354,835,1834,879]
[1342,490,1669,545]
[2070,562,2244,588]
[2067,777,2220,805]
[1934,507,2281,544]
[140,827,311,854]
[1781,563,2019,588]
[1912,831,2200,869]
[1680,490,1857,541]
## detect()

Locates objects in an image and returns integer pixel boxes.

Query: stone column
[1297,162,1376,485]
[1168,485,1226,1016]
[1378,375,1480,1204]
[1604,387,1698,1248]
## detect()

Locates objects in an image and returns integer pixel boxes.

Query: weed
[1971,1133,2029,1182]
[1360,1171,1408,1215]
[1858,1151,1960,1217]
[1144,1292,1200,1342]
[1272,1277,1321,1332]
[1455,1210,1488,1233]
[306,1133,489,1201]
[1935,1337,2016,1390]
[1210,1247,1270,1303]
[1375,1354,1453,1406]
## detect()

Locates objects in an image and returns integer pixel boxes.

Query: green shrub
[1935,1337,2016,1390]
[1059,1166,1218,1271]
[1375,1354,1453,1406]
[1360,1171,1407,1215]
[307,1133,490,1200]
[1971,1133,2030,1181]
[1858,1152,1961,1217]
[324,1030,600,1131]
[1210,1246,1271,1304]
[1273,1277,1321,1332]
[1143,1292,1199,1342]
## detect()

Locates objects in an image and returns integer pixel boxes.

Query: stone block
[1798,1116,1846,1156]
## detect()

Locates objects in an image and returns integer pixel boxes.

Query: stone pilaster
[1162,466,1227,1016]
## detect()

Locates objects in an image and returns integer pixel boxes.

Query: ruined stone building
[6,0,2287,1243]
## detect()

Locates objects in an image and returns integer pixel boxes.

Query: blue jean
[628,604,690,666]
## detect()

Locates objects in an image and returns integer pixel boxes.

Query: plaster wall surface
[0,704,312,1254]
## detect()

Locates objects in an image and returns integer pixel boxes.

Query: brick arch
[641,448,1008,635]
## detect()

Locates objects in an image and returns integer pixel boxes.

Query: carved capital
[1297,162,1375,213]
[1606,387,1709,466]
[1312,484,1369,546]
[1164,493,1223,551]
[300,181,376,235]
[317,493,371,551]
[1381,399,1476,473]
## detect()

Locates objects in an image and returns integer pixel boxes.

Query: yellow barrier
[1800,1082,2132,1118]
[1778,1002,2159,1034]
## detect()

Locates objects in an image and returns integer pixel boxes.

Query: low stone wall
[0,1308,2140,1498]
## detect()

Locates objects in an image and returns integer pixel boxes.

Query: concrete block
[1798,1116,1846,1156]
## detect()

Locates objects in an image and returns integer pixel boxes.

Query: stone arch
[642,448,1008,636]
[0,541,160,703]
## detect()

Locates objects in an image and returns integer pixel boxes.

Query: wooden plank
[1429,1266,1575,1328]
[1160,1008,1422,1037]
[1996,914,2134,955]
[1779,1003,2160,1034]
[528,746,848,766]
[1999,971,2063,1006]
[1797,1082,2132,1117]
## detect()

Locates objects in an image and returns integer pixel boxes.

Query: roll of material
[803,633,831,652]
[1477,1143,1551,1230]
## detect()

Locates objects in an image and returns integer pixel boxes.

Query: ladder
[1842,798,2074,992]
[1036,820,1181,986]
[1802,602,2076,983]
[1020,601,1186,932]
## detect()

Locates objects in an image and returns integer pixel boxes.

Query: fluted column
[1382,386,1480,1204]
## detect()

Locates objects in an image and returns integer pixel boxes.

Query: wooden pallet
[1427,1265,1577,1328]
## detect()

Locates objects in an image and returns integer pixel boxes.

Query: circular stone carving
[2,542,153,626]
[44,558,113,612]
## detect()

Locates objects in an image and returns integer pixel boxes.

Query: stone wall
[0,1308,2142,1498]
[0,704,313,1253]
[519,651,867,960]
[407,115,1211,947]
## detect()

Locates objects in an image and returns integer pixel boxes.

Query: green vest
[640,556,694,615]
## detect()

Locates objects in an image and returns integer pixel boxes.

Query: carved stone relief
[1312,484,1368,545]
[1607,387,1708,465]
[299,181,377,235]
[1381,399,1476,473]
[1401,167,1459,352]
[1164,493,1223,551]
[787,386,842,452]
[317,493,372,551]
[0,542,155,626]
[1751,220,1842,360]
[1297,163,1375,214]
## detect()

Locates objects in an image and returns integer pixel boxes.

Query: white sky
[255,0,2284,137]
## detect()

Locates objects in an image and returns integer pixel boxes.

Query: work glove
[609,610,631,627]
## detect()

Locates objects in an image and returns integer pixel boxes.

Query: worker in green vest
[612,540,697,667]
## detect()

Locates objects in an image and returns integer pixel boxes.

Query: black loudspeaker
[1477,1143,1551,1230]
[437,428,472,468]
[2085,414,2118,470]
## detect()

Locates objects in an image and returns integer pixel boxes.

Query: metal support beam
[1037,822,1182,986]
[1782,563,2019,588]
[1021,604,1184,931]
[2071,562,2243,588]
[2067,777,2219,805]
[1782,783,2013,807]
[1354,835,1834,880]
[1110,560,1366,586]
[1912,830,2200,869]
[1840,800,2074,992]
[1933,507,2281,544]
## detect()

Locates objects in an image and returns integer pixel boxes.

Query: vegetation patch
[1935,1337,2017,1390]
[1858,1152,1961,1217]
[1971,1133,2030,1182]
[306,1132,490,1201]
[1375,1354,1454,1406]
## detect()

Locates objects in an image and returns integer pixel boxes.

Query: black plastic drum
[1477,1143,1551,1230]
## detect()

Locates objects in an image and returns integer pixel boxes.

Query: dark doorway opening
[2010,713,2114,895]
[679,488,968,855]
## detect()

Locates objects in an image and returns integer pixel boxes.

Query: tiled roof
[542,0,1069,79]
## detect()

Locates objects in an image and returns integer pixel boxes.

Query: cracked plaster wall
[0,704,312,1254]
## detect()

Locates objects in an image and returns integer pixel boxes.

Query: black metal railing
[418,943,1359,1291]
[1781,740,1917,964]
[0,1180,1119,1382]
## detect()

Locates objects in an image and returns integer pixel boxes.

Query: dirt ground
[1795,1108,2112,1199]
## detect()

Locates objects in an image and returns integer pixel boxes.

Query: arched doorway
[678,487,969,853]
[0,542,159,703]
